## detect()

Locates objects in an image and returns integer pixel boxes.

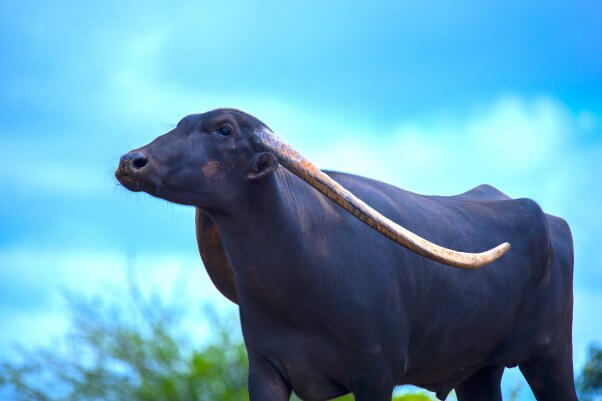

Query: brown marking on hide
[202,161,221,179]
[195,208,238,303]
[205,225,221,246]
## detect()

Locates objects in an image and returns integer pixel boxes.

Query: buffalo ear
[246,152,279,181]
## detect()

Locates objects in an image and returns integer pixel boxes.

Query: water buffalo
[115,108,576,401]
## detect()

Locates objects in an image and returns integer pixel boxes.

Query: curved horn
[250,129,510,269]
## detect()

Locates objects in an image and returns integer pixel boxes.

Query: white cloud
[305,96,590,201]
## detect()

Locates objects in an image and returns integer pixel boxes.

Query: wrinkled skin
[116,109,577,401]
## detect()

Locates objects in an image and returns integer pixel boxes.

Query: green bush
[578,343,602,400]
[0,286,248,401]
[0,284,434,401]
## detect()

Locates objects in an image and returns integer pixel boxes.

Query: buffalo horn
[250,129,511,269]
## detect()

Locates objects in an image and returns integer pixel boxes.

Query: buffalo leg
[455,365,504,401]
[248,354,291,401]
[518,347,578,401]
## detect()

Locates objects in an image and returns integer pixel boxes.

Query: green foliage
[0,284,434,401]
[578,343,602,400]
[0,287,248,401]
[393,395,434,401]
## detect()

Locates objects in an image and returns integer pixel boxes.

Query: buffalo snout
[115,150,157,193]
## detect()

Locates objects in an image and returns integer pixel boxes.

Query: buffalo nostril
[120,152,148,171]
[132,156,148,169]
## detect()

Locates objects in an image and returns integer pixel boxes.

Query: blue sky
[0,1,601,399]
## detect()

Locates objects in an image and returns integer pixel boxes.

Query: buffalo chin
[115,170,156,193]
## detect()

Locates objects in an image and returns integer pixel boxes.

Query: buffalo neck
[206,167,319,303]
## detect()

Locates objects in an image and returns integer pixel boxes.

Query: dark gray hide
[116,109,576,401]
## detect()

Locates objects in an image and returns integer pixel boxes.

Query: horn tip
[472,242,511,269]
[485,242,511,265]
[498,242,511,254]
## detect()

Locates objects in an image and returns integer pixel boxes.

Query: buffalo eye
[215,126,231,136]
